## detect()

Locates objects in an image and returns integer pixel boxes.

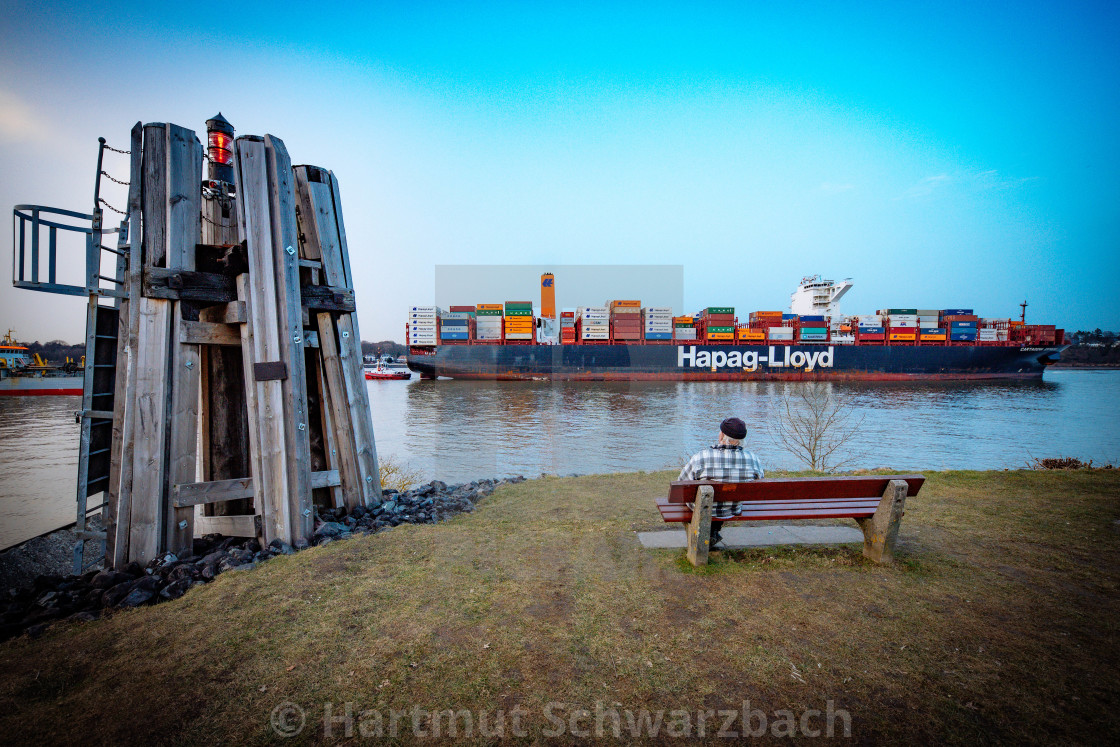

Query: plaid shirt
[678,445,765,518]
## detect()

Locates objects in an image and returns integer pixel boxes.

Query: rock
[69,610,99,623]
[26,623,50,639]
[119,586,155,608]
[200,550,228,568]
[294,538,309,551]
[316,521,346,538]
[102,580,138,607]
[268,539,295,555]
[122,561,144,578]
[429,480,447,492]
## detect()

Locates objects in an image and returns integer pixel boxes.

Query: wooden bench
[656,475,925,566]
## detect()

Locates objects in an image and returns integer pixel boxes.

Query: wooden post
[293,166,382,505]
[235,136,293,546]
[106,122,144,568]
[263,135,313,541]
[857,479,908,564]
[316,313,363,510]
[164,124,203,557]
[686,485,714,566]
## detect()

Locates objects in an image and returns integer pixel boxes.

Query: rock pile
[0,477,524,643]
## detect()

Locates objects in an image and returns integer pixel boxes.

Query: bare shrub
[765,383,865,472]
[378,454,424,492]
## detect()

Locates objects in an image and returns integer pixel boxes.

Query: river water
[2,369,1117,549]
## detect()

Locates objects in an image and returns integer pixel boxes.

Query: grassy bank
[2,470,1118,743]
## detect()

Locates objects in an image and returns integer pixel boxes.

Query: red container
[859,333,885,340]
[449,305,474,313]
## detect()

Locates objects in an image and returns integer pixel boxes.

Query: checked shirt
[678,445,765,518]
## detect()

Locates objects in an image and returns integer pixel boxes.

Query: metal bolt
[178,520,188,530]
[185,360,194,369]
[298,422,306,431]
[365,475,373,483]
[302,508,312,517]
[285,245,295,256]
[293,335,302,344]
[341,330,350,338]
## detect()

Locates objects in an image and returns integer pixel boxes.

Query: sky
[1,0,1117,343]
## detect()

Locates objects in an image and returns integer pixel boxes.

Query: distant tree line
[1068,329,1117,345]
[361,340,409,358]
[15,339,85,365]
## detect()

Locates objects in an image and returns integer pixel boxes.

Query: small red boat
[364,363,411,381]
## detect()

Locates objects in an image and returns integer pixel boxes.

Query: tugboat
[0,331,83,395]
[364,359,411,380]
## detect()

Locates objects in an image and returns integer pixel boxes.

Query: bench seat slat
[655,496,881,523]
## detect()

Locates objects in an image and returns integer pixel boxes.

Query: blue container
[859,326,885,333]
[440,331,470,340]
[800,315,826,322]
[644,332,673,340]
[920,328,945,334]
[441,318,469,326]
[950,333,977,341]
[782,314,798,320]
[951,321,978,328]
[941,309,974,315]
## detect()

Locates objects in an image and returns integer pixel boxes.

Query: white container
[409,305,440,313]
[579,306,608,315]
[582,331,610,340]
[767,329,795,338]
[504,333,533,340]
[888,314,918,323]
[889,320,917,328]
[441,311,472,320]
[831,335,856,344]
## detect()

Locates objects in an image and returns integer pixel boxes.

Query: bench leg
[686,485,715,566]
[856,479,908,563]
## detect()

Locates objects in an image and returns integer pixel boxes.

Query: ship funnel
[541,272,555,319]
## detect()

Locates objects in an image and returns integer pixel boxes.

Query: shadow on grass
[670,544,938,576]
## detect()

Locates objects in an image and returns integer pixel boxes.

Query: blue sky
[1,1,1117,341]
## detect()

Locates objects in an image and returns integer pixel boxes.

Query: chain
[97,198,127,216]
[99,170,130,186]
[101,143,131,155]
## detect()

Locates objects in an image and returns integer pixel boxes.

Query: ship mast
[1020,300,1028,323]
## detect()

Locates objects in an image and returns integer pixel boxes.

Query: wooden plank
[106,122,144,568]
[235,137,291,545]
[199,301,247,324]
[128,296,172,564]
[174,477,254,507]
[668,475,926,504]
[166,123,201,270]
[166,304,201,555]
[141,123,168,269]
[180,320,242,346]
[300,285,356,312]
[313,355,344,508]
[194,514,256,538]
[143,268,236,302]
[316,313,362,509]
[264,135,313,541]
[311,469,340,489]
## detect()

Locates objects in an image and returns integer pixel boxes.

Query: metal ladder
[11,137,132,573]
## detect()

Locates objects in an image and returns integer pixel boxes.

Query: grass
[1,469,1118,743]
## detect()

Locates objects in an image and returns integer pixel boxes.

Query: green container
[674,322,694,328]
[504,308,533,316]
[886,308,918,315]
[705,326,734,334]
[800,327,828,334]
[475,309,503,316]
[504,301,533,309]
[705,307,734,315]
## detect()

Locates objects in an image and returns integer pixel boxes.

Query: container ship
[405,275,1067,381]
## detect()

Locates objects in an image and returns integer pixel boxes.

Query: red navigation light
[208,130,233,165]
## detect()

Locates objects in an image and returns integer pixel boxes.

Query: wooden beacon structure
[11,116,382,571]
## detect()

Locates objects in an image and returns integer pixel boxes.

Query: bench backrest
[667,475,925,504]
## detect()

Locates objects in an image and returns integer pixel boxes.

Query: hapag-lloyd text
[678,345,835,371]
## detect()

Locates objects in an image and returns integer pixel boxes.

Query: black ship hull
[407,343,1067,381]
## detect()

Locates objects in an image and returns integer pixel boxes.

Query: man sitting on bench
[678,417,765,548]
